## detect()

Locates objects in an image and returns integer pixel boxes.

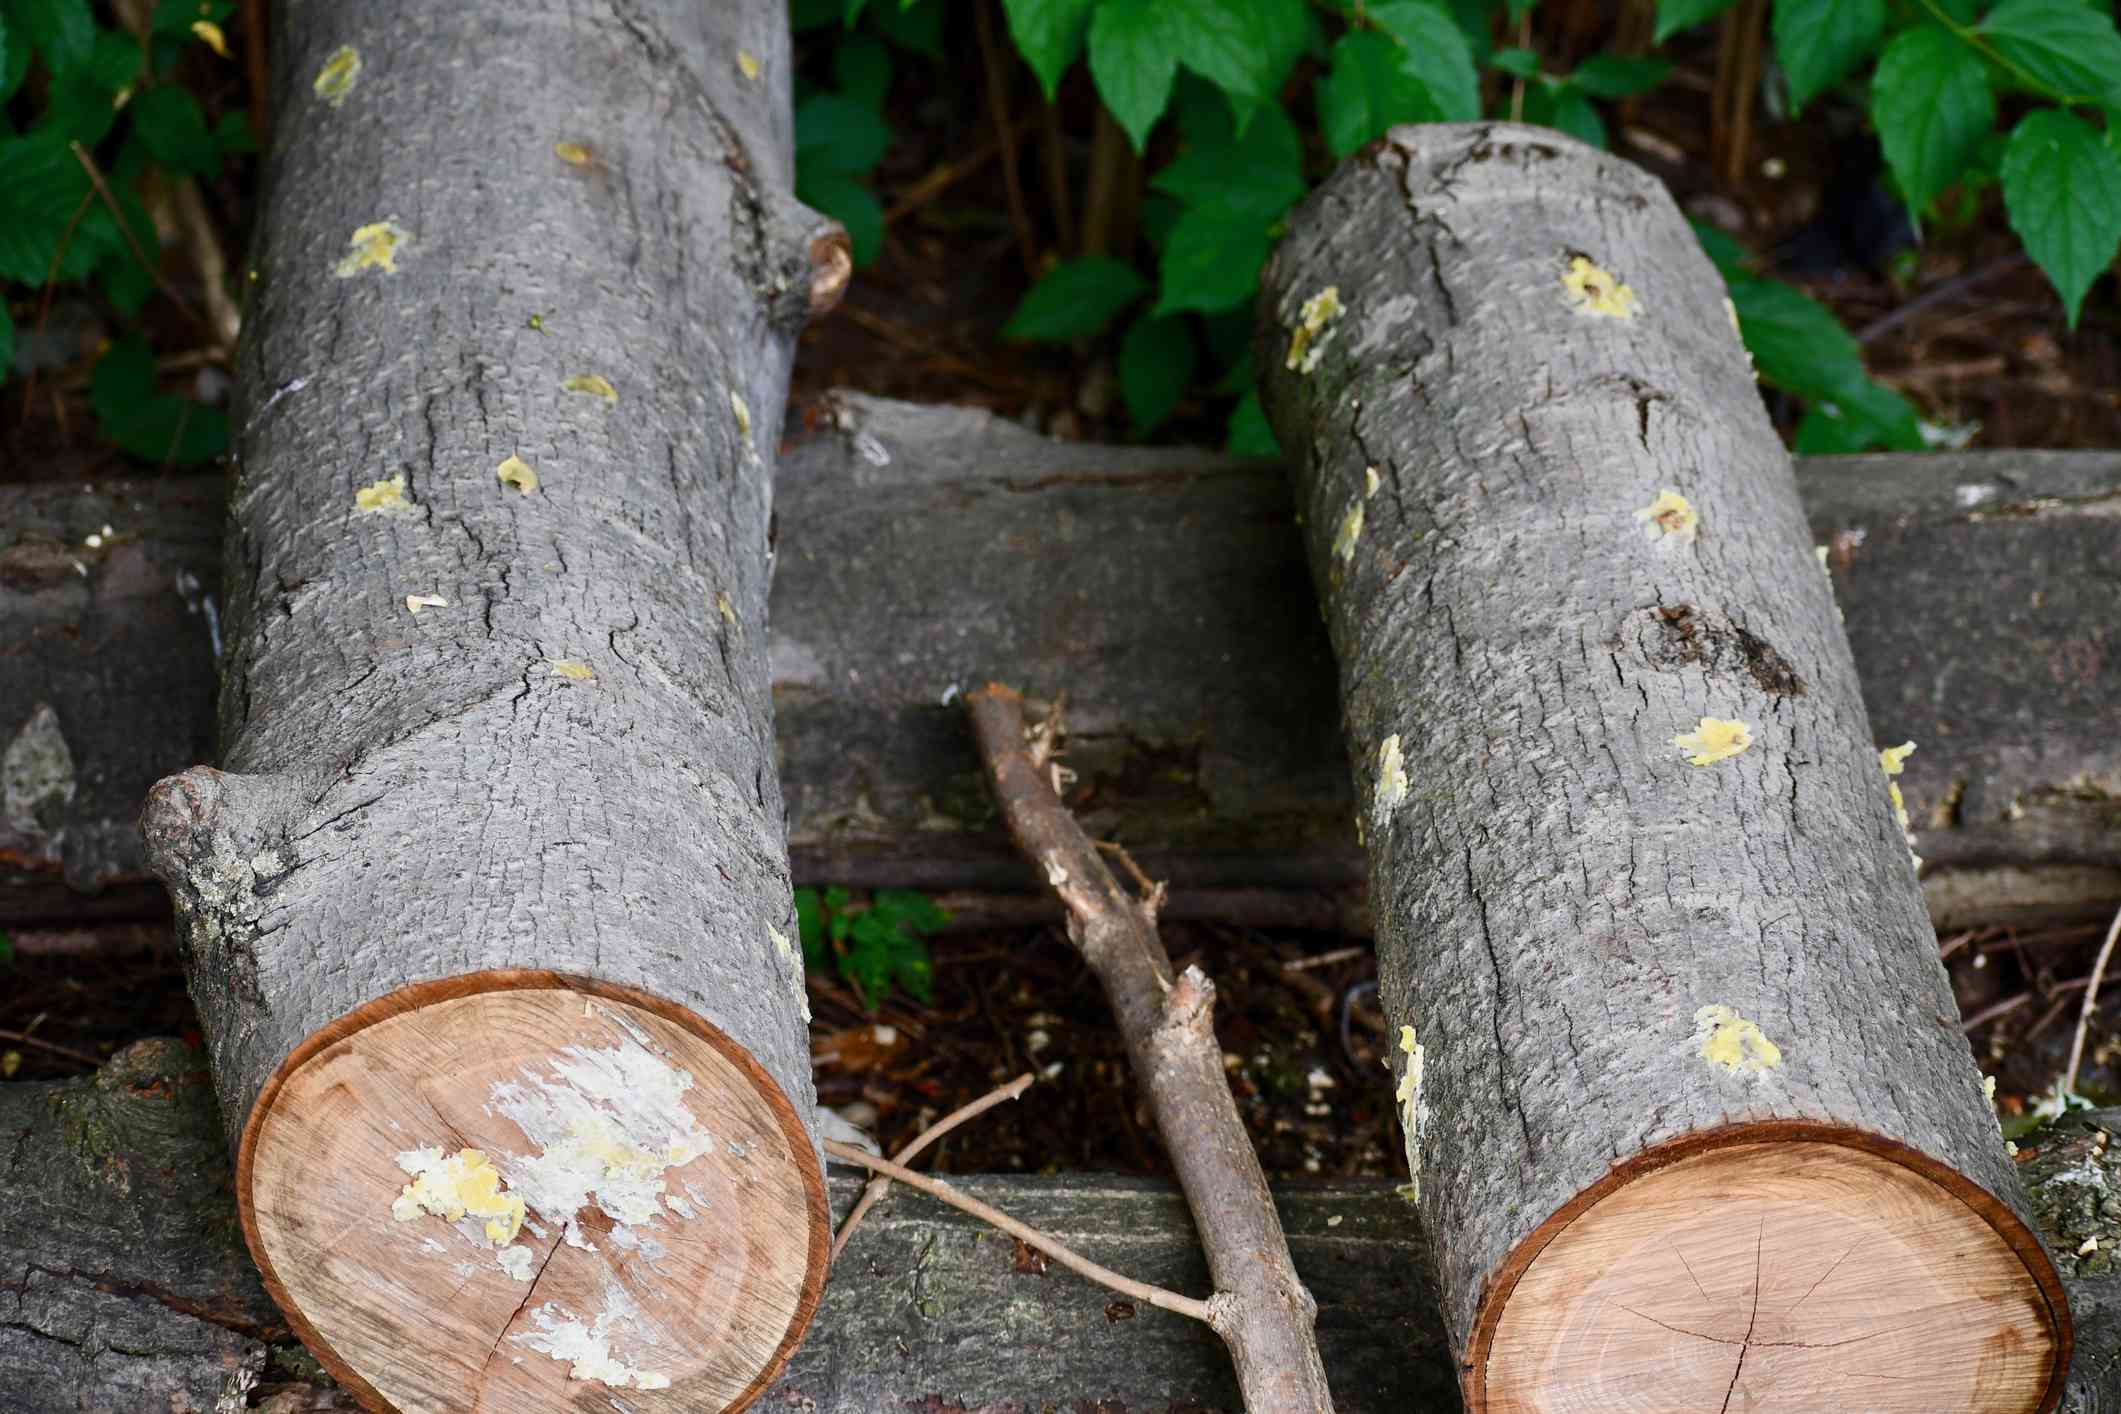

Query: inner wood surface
[245,983,817,1412]
[1482,1139,2059,1412]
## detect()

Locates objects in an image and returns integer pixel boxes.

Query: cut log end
[1472,1129,2069,1413]
[236,973,827,1413]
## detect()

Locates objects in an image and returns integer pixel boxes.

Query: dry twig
[831,1071,1036,1261]
[2063,900,2121,1099]
[964,682,1335,1411]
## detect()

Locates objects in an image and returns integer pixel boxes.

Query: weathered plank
[7,1041,2121,1411]
[4,403,2116,930]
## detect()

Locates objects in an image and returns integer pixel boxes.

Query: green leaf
[790,0,842,32]
[1690,218,1751,279]
[10,0,92,75]
[1567,54,1670,100]
[1318,30,1441,159]
[213,108,258,154]
[890,937,933,1003]
[1002,256,1148,339]
[83,27,138,90]
[1368,1,1481,121]
[1117,313,1196,433]
[1160,0,1272,109]
[149,0,231,38]
[1,13,27,102]
[1724,277,1863,401]
[1002,0,1093,101]
[795,888,825,965]
[1653,0,1737,44]
[869,0,942,56]
[833,34,893,109]
[1149,102,1304,222]
[1772,0,1882,113]
[1525,85,1605,147]
[873,887,948,933]
[795,93,891,174]
[36,67,120,143]
[1870,26,1993,218]
[0,301,13,382]
[1225,389,1280,456]
[129,84,219,177]
[1153,204,1272,315]
[1793,379,1923,454]
[1489,46,1540,80]
[796,169,884,266]
[2000,108,2121,327]
[1256,0,1311,94]
[91,336,229,465]
[0,135,105,284]
[1089,0,1177,152]
[1980,0,2121,105]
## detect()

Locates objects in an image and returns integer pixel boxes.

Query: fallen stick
[965,683,1336,1410]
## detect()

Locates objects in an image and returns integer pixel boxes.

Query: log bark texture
[8,434,2116,932]
[1258,122,2067,1410]
[129,1,841,1408]
[13,1043,2121,1412]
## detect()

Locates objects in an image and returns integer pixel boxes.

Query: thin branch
[2064,900,2121,1099]
[822,1139,1214,1323]
[832,1072,1036,1262]
[18,185,96,421]
[965,682,1334,1409]
[68,142,212,338]
[973,0,1039,281]
[0,1028,104,1068]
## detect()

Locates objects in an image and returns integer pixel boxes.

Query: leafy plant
[791,0,937,267]
[795,885,948,1012]
[802,0,2121,455]
[0,0,253,465]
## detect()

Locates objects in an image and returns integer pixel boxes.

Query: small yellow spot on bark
[548,659,594,682]
[1693,1004,1781,1074]
[496,454,539,495]
[1724,296,1741,336]
[731,391,753,447]
[1880,741,1916,777]
[2006,1140,2020,1157]
[554,141,591,166]
[314,45,361,107]
[334,221,406,277]
[1672,717,1751,767]
[1374,734,1408,818]
[562,373,618,403]
[390,1148,526,1245]
[736,49,762,81]
[716,591,737,626]
[354,474,409,513]
[1364,466,1381,499]
[404,594,447,615]
[2083,1235,2101,1257]
[1331,503,1364,565]
[1285,286,1343,374]
[190,20,228,56]
[1635,489,1698,542]
[1562,256,1637,319]
[1,1050,19,1078]
[1044,857,1069,888]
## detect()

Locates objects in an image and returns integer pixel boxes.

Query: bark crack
[1465,844,1533,1165]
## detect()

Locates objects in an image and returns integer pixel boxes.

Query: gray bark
[1256,123,2065,1391]
[13,1042,2121,1411]
[9,437,2115,936]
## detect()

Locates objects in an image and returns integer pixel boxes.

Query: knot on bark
[140,765,229,888]
[1617,603,1807,698]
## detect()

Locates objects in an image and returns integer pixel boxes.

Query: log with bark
[1257,122,2069,1410]
[12,1041,2121,1412]
[6,426,2117,931]
[125,2,846,1408]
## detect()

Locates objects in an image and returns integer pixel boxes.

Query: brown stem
[242,0,269,142]
[18,186,95,422]
[964,683,1336,1411]
[1079,109,1140,260]
[831,1071,1036,1262]
[974,0,1039,281]
[822,1139,1214,1322]
[1036,101,1075,253]
[2064,900,2121,1098]
[0,1028,105,1068]
[68,142,211,337]
[884,112,1034,227]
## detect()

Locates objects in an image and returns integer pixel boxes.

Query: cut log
[130,3,845,1408]
[1256,123,2069,1410]
[11,1042,2121,1412]
[7,436,2117,933]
